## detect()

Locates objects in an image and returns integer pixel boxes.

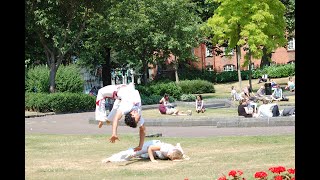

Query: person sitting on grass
[258,74,268,84]
[270,79,278,91]
[158,102,192,116]
[271,85,284,102]
[255,85,271,102]
[195,94,206,113]
[159,93,174,108]
[238,98,257,118]
[231,86,242,101]
[285,76,295,92]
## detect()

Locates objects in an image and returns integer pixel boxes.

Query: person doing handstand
[95,83,130,128]
[96,83,146,151]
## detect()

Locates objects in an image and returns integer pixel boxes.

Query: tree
[192,0,219,22]
[204,0,287,89]
[107,0,202,85]
[158,0,202,83]
[260,0,295,68]
[26,0,99,93]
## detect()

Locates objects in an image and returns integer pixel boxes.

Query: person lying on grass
[101,140,190,163]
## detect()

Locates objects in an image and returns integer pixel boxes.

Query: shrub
[180,94,196,102]
[177,80,215,94]
[142,82,182,100]
[140,94,163,105]
[25,65,50,93]
[25,92,95,113]
[25,64,85,93]
[178,69,216,83]
[55,64,84,93]
[253,64,295,79]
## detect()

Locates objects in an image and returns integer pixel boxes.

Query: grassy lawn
[25,134,295,180]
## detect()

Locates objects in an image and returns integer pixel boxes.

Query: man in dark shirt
[238,99,254,118]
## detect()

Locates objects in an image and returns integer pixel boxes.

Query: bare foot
[98,121,103,128]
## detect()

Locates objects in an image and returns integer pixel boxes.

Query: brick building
[150,38,295,80]
[191,38,295,72]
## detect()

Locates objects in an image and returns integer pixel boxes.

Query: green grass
[25,134,295,180]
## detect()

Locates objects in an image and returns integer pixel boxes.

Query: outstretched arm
[109,110,123,143]
[148,145,161,163]
[134,125,146,151]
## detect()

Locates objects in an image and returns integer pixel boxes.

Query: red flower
[291,178,295,180]
[228,170,237,177]
[287,168,295,174]
[269,166,286,174]
[184,178,189,180]
[254,171,268,179]
[217,175,227,180]
[274,175,283,180]
[237,170,243,176]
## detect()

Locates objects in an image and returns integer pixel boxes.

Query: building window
[288,60,295,64]
[206,46,213,57]
[287,38,295,51]
[223,64,235,71]
[206,62,213,71]
[223,47,234,56]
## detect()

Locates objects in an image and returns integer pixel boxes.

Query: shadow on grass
[118,158,150,166]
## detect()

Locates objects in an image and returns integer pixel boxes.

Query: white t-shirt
[257,103,277,117]
[108,86,144,127]
[159,143,176,158]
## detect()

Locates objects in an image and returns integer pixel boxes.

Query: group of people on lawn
[232,76,295,118]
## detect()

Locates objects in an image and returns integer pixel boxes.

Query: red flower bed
[214,166,295,180]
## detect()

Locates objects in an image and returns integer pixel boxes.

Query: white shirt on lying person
[256,103,278,117]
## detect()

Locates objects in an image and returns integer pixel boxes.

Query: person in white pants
[96,83,146,152]
[95,83,128,128]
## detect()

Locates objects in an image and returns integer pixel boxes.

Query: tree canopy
[205,0,287,59]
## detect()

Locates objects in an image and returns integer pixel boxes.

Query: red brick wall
[148,43,295,78]
[192,44,295,72]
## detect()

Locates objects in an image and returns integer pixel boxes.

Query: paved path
[25,111,295,137]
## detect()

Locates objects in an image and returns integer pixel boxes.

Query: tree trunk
[174,56,179,83]
[49,62,57,93]
[260,47,271,68]
[142,60,148,85]
[248,50,252,90]
[102,47,112,86]
[236,45,242,90]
